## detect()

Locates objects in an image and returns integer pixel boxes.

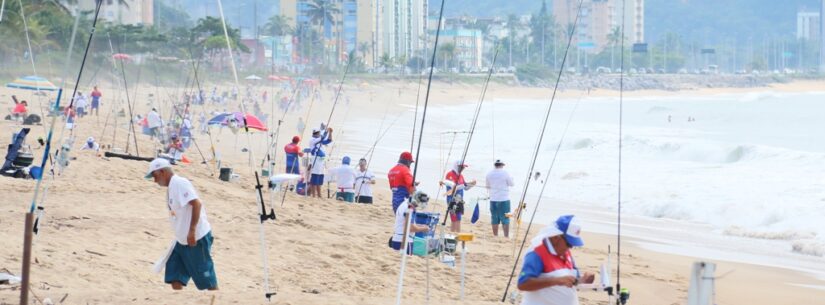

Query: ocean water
[340,90,825,270]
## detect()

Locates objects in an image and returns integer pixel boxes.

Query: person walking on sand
[518,215,594,305]
[145,158,218,291]
[443,160,476,233]
[388,152,416,213]
[307,127,333,198]
[486,159,514,237]
[331,156,357,203]
[354,158,376,204]
[74,92,88,118]
[147,108,163,140]
[90,86,102,116]
[284,136,304,174]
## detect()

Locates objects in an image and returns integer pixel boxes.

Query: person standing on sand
[145,158,218,291]
[388,152,416,213]
[147,108,162,140]
[486,159,514,237]
[307,127,333,198]
[331,156,357,203]
[354,158,376,204]
[90,86,102,116]
[517,215,594,305]
[284,136,304,174]
[443,160,477,233]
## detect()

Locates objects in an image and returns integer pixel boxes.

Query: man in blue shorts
[486,159,514,237]
[146,158,218,291]
[307,127,332,198]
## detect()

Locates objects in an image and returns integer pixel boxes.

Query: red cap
[292,136,300,143]
[400,151,415,162]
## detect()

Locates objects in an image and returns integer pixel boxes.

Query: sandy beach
[2,78,825,304]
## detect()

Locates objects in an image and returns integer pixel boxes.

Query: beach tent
[5,76,58,91]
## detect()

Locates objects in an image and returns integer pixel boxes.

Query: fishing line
[17,0,46,124]
[29,0,104,214]
[395,0,446,303]
[500,0,585,301]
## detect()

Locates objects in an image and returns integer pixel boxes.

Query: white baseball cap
[144,158,171,179]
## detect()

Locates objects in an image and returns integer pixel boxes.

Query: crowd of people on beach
[56,79,596,304]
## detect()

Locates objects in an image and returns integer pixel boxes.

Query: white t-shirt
[309,157,326,175]
[354,169,375,197]
[147,111,162,128]
[331,165,357,192]
[486,168,514,202]
[392,203,415,243]
[75,96,87,108]
[167,175,211,245]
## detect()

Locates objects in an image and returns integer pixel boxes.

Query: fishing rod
[17,0,47,124]
[20,1,104,304]
[438,45,500,227]
[500,0,585,301]
[258,79,307,169]
[117,42,141,157]
[510,91,585,257]
[185,47,219,167]
[304,55,355,198]
[395,0,446,304]
[352,93,399,203]
[615,0,628,303]
[215,0,276,299]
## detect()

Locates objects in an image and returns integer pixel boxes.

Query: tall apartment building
[552,0,643,52]
[797,10,821,40]
[76,0,154,26]
[375,0,428,63]
[280,0,378,65]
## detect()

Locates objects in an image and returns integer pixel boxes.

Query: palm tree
[378,53,394,73]
[437,42,456,69]
[607,26,622,70]
[305,0,340,66]
[357,42,370,64]
[264,15,293,37]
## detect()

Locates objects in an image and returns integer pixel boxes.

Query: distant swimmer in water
[668,115,672,123]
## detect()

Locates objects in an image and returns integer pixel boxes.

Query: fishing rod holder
[265,292,277,300]
[255,172,277,223]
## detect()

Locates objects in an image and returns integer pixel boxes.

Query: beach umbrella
[245,75,262,81]
[233,112,268,131]
[267,75,282,81]
[207,113,234,125]
[5,76,58,91]
[112,53,132,60]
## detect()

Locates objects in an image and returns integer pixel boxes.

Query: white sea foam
[345,91,825,260]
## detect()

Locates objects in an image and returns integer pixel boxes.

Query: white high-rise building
[797,11,820,40]
[374,0,428,62]
[75,0,154,26]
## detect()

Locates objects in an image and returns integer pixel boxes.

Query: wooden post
[20,212,34,305]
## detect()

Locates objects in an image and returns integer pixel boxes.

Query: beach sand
[1,78,824,304]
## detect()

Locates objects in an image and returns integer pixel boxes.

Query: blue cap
[342,156,351,165]
[555,215,584,247]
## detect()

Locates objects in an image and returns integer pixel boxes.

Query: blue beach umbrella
[5,76,58,91]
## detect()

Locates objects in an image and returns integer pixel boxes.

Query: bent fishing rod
[395,0,446,304]
[259,79,307,169]
[500,0,585,301]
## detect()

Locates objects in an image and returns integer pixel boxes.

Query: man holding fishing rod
[307,125,333,198]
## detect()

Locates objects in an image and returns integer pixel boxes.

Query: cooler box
[219,167,232,182]
[413,212,440,238]
[412,236,440,257]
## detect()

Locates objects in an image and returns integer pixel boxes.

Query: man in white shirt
[486,159,515,237]
[147,108,163,140]
[146,158,218,291]
[390,197,430,253]
[74,92,88,118]
[331,156,357,203]
[354,158,376,204]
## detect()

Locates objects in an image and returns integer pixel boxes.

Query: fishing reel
[411,191,430,210]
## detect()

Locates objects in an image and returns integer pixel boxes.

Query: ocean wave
[792,241,825,257]
[723,226,817,241]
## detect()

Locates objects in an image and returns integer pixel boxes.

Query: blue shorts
[165,231,218,290]
[388,239,414,255]
[310,174,324,186]
[490,200,511,225]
